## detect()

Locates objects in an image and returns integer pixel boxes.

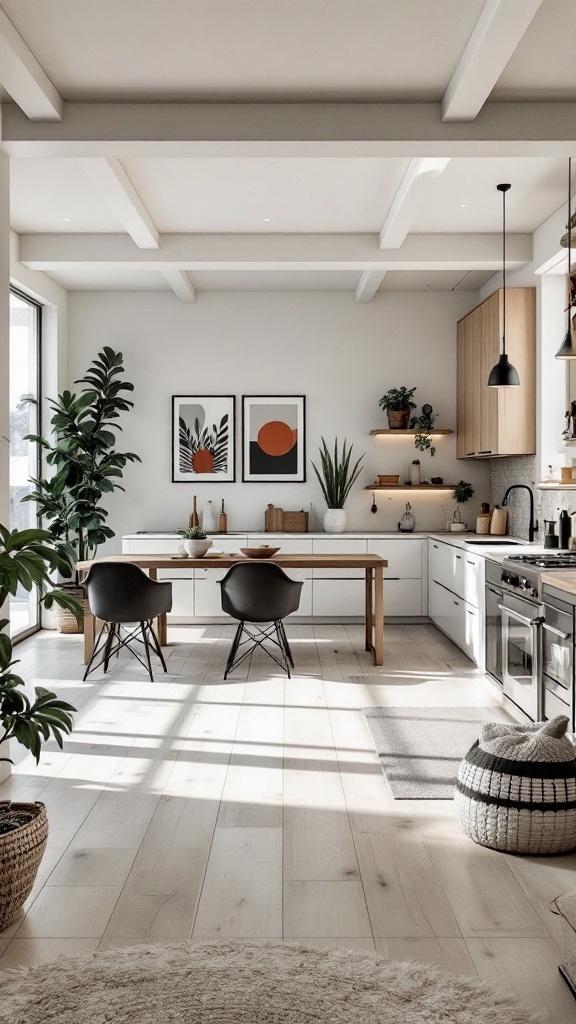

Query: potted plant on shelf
[23,347,140,632]
[178,526,213,558]
[311,437,365,533]
[0,523,79,930]
[451,480,475,532]
[378,386,417,429]
[411,404,438,457]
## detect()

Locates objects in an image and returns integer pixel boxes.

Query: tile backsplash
[489,456,573,542]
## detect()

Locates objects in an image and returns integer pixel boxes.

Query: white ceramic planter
[448,522,467,533]
[183,538,213,557]
[323,509,347,533]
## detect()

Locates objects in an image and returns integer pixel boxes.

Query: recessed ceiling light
[460,204,466,208]
[64,217,70,221]
[264,217,271,222]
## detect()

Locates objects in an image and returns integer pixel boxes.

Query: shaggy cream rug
[0,940,541,1024]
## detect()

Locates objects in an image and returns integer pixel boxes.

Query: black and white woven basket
[455,715,576,855]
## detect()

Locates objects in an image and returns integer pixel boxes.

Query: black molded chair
[219,562,302,678]
[82,563,172,682]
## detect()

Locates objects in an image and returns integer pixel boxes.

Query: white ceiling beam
[355,270,387,303]
[441,0,545,123]
[379,157,450,249]
[18,232,532,272]
[0,7,62,120]
[2,102,576,159]
[162,268,197,302]
[77,158,159,249]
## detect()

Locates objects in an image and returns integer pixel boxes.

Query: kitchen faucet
[501,485,538,543]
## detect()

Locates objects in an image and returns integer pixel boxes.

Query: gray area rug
[0,939,539,1024]
[363,706,511,799]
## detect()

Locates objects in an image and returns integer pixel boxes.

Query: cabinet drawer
[544,683,572,727]
[386,579,423,617]
[312,538,366,578]
[194,570,312,618]
[210,536,248,553]
[312,579,365,617]
[123,538,181,554]
[159,577,194,619]
[462,552,484,609]
[367,539,424,579]
[428,540,465,596]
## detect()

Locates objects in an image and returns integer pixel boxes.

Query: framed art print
[242,395,306,482]
[172,395,235,482]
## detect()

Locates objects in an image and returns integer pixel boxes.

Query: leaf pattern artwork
[179,413,229,475]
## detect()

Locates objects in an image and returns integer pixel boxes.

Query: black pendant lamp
[487,183,520,387]
[556,157,576,358]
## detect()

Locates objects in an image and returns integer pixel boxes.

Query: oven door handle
[497,604,544,628]
[542,622,572,641]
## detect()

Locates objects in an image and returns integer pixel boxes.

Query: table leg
[147,568,167,646]
[83,609,96,665]
[365,568,373,651]
[373,565,384,666]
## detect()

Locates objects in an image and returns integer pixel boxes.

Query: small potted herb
[378,387,418,429]
[450,481,475,532]
[178,526,213,557]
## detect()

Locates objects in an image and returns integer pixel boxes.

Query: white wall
[67,289,490,548]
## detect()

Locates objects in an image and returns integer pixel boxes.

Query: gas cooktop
[507,552,576,569]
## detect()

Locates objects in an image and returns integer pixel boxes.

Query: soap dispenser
[544,519,559,549]
[559,509,571,550]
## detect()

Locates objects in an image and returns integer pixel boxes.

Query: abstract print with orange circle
[248,403,299,476]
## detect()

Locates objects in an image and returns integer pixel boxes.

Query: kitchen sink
[464,540,523,545]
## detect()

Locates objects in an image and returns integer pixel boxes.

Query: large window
[9,290,41,638]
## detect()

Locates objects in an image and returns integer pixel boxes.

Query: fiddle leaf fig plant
[23,347,141,562]
[0,524,79,765]
[411,404,438,457]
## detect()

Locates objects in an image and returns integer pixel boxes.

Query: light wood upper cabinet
[457,288,535,459]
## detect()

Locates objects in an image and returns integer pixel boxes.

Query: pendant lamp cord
[502,186,506,357]
[568,156,572,326]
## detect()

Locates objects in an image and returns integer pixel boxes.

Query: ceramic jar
[323,509,347,533]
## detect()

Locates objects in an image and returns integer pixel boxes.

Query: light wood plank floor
[1,622,575,1022]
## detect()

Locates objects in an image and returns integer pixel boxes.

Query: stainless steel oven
[542,589,574,729]
[499,591,543,722]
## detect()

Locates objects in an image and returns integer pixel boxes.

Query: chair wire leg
[82,620,110,681]
[278,621,295,669]
[140,621,155,682]
[103,624,116,673]
[224,621,244,679]
[274,621,291,678]
[146,620,168,673]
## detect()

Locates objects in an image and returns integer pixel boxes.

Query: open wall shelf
[369,429,454,436]
[365,485,456,491]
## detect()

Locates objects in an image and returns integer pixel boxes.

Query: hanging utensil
[371,491,377,514]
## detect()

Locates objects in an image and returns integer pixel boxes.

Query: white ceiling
[0,0,574,299]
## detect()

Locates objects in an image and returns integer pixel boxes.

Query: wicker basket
[455,715,576,855]
[282,511,309,533]
[0,801,48,930]
[56,584,88,634]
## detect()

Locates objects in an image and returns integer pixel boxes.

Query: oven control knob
[502,572,511,584]
[521,578,532,590]
[509,575,519,587]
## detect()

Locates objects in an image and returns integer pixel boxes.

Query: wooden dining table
[76,551,387,666]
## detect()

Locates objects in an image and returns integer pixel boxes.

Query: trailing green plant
[453,480,474,522]
[411,405,438,457]
[179,527,207,540]
[311,438,365,509]
[378,387,418,413]
[0,524,79,764]
[23,348,140,562]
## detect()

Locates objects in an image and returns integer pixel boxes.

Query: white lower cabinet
[122,532,428,623]
[157,568,194,621]
[428,539,484,665]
